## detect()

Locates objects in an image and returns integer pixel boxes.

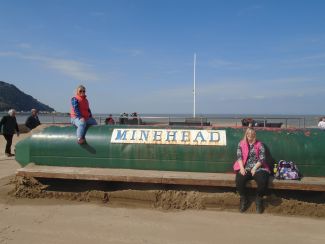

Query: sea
[0,112,322,128]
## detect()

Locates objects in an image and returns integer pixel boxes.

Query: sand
[1,126,325,243]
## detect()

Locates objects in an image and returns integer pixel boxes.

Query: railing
[95,115,308,129]
[2,112,316,128]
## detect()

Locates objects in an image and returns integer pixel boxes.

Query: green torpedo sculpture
[15,125,325,177]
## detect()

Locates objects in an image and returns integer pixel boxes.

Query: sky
[0,0,325,115]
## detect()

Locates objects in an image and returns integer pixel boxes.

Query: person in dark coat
[25,109,41,130]
[0,109,19,157]
[105,114,115,125]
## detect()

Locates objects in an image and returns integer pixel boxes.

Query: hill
[0,81,55,112]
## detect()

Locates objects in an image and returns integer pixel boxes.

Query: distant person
[25,108,41,130]
[105,114,115,125]
[70,85,97,144]
[318,117,325,129]
[119,112,128,125]
[130,112,142,124]
[233,127,270,214]
[131,112,138,119]
[0,109,19,157]
[241,118,254,127]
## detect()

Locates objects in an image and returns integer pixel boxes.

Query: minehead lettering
[130,130,136,140]
[115,130,128,140]
[140,130,149,141]
[194,131,206,142]
[166,131,177,142]
[210,131,220,142]
[153,130,162,141]
[181,131,190,142]
[111,129,227,146]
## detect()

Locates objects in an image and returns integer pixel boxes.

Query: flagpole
[193,53,196,118]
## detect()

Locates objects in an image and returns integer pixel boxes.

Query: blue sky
[0,0,325,115]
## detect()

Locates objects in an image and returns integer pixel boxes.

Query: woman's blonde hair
[75,85,86,95]
[243,127,256,141]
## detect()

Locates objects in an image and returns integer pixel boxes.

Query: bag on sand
[275,160,301,180]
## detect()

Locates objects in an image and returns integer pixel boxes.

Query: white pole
[193,53,196,118]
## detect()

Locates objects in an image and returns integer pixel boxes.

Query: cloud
[253,95,265,100]
[112,48,144,57]
[164,69,182,75]
[191,76,325,102]
[300,53,325,61]
[17,43,31,49]
[129,49,143,57]
[46,58,99,81]
[90,12,105,17]
[238,5,263,16]
[208,59,234,68]
[207,58,260,70]
[280,53,325,68]
[0,51,99,81]
[0,51,18,57]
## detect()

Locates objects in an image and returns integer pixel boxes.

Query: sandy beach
[1,127,325,244]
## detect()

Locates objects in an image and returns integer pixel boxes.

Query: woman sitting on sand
[233,127,270,213]
[70,85,97,144]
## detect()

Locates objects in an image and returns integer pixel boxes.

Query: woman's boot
[239,196,248,213]
[255,196,263,214]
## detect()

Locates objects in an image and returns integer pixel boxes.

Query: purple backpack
[275,160,301,180]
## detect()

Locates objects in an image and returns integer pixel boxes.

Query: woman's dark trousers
[235,170,269,197]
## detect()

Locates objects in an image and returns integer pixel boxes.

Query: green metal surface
[15,125,325,176]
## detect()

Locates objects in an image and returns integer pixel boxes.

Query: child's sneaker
[77,138,85,144]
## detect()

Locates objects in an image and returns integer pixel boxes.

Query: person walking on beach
[25,108,41,130]
[0,109,19,157]
[233,127,270,213]
[70,85,97,144]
